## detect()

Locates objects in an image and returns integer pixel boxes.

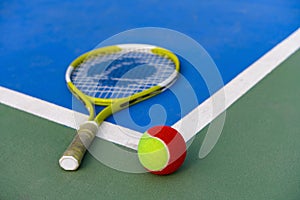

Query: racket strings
[71,49,176,99]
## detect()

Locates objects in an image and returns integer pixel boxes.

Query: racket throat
[94,89,163,124]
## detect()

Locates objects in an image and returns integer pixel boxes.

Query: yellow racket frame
[66,45,180,125]
[60,44,180,171]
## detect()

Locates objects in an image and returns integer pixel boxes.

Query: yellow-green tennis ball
[137,126,187,175]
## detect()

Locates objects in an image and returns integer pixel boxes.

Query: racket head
[65,44,180,106]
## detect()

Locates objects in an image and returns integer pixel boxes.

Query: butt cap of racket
[59,156,79,171]
[59,121,98,170]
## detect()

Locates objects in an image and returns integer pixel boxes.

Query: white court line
[0,28,299,151]
[0,88,142,149]
[174,28,300,142]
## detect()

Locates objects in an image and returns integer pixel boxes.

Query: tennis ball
[137,126,187,175]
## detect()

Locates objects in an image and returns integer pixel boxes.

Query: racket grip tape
[59,121,98,171]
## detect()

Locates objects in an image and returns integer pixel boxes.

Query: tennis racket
[59,44,180,170]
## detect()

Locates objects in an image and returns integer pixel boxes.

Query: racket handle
[59,121,98,171]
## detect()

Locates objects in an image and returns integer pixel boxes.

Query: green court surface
[1,49,300,199]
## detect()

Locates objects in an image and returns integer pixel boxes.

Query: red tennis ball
[137,126,187,175]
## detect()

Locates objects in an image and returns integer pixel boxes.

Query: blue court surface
[1,0,299,106]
